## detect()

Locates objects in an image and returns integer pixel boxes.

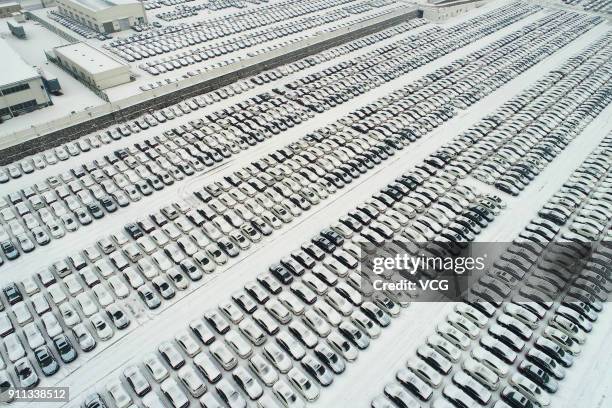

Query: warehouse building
[56,0,146,33]
[54,42,131,89]
[0,2,21,18]
[0,40,52,120]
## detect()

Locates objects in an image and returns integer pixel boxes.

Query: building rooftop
[55,42,127,74]
[64,0,140,12]
[0,2,20,8]
[0,39,40,88]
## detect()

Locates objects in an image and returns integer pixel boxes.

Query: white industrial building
[56,0,146,33]
[0,40,52,120]
[54,42,131,90]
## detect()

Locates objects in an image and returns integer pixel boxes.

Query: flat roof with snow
[0,39,40,88]
[55,42,127,74]
[65,0,140,12]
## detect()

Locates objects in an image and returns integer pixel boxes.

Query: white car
[76,293,98,316]
[123,267,145,289]
[177,364,206,397]
[209,342,237,370]
[12,302,33,325]
[287,367,320,401]
[108,275,130,298]
[46,219,65,239]
[4,333,26,362]
[510,373,551,406]
[106,379,133,408]
[14,358,39,389]
[138,258,159,279]
[92,284,115,307]
[59,302,81,327]
[272,379,304,408]
[124,365,151,397]
[232,366,263,400]
[106,304,130,329]
[193,352,222,383]
[224,330,253,359]
[248,353,279,387]
[215,378,246,408]
[175,331,201,357]
[151,251,174,272]
[40,312,62,338]
[90,313,114,340]
[143,353,169,383]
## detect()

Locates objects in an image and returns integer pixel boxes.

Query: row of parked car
[445,31,612,197]
[0,61,482,385]
[0,90,317,264]
[0,4,547,389]
[0,19,422,264]
[144,0,165,10]
[0,3,539,265]
[63,137,507,408]
[136,8,416,91]
[282,3,544,113]
[0,15,425,185]
[208,0,269,10]
[156,4,201,22]
[104,0,358,62]
[136,1,398,75]
[207,0,252,10]
[0,75,252,184]
[371,135,612,408]
[559,0,612,13]
[47,10,110,41]
[0,66,508,401]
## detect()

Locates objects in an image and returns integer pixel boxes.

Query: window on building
[10,99,37,113]
[2,83,30,95]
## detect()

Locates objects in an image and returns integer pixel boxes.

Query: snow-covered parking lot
[0,1,610,407]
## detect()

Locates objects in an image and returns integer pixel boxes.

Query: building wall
[0,77,52,119]
[422,0,485,22]
[93,67,131,89]
[56,0,145,33]
[0,4,21,18]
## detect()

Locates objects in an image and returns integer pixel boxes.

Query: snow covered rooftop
[66,0,140,12]
[55,42,128,74]
[0,39,40,88]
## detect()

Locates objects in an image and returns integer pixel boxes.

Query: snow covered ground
[1,1,611,407]
[0,18,107,135]
[0,0,407,135]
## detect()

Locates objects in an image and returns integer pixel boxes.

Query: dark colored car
[53,334,78,363]
[34,345,60,376]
